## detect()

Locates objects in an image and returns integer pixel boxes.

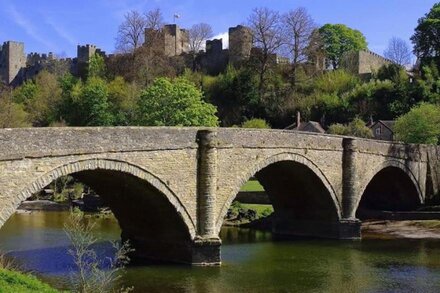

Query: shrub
[241,118,271,129]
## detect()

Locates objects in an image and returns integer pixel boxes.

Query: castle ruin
[341,49,394,78]
[0,41,26,86]
[0,41,105,86]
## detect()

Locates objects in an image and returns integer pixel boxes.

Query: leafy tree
[60,76,114,126]
[394,103,440,144]
[78,77,114,126]
[318,24,368,69]
[88,53,107,79]
[411,3,440,65]
[137,77,218,126]
[328,118,373,138]
[241,118,271,129]
[12,71,62,126]
[107,76,140,125]
[0,89,29,128]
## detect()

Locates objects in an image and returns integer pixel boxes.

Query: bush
[394,103,440,144]
[241,118,271,129]
[328,118,373,138]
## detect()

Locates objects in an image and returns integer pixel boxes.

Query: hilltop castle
[0,23,394,87]
[0,41,106,87]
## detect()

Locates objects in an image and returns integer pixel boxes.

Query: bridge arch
[1,158,198,263]
[216,152,342,236]
[355,160,423,218]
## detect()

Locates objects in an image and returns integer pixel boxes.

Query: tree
[411,3,440,63]
[115,10,146,53]
[394,103,440,144]
[241,118,271,129]
[318,24,368,69]
[248,7,284,95]
[188,23,213,53]
[144,8,164,44]
[88,53,107,79]
[144,8,164,30]
[137,77,219,126]
[383,37,412,66]
[78,77,114,126]
[0,88,29,128]
[328,118,373,138]
[282,7,316,85]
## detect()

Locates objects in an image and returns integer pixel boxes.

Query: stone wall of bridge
[0,127,434,265]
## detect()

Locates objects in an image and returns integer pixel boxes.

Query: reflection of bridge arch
[216,153,342,236]
[2,158,196,239]
[355,160,424,217]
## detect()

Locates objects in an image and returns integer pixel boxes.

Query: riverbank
[0,269,60,293]
[362,220,440,239]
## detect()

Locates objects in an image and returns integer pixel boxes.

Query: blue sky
[0,0,437,58]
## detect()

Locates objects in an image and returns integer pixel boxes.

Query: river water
[1,211,440,292]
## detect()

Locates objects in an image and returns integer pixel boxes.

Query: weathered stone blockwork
[0,127,434,264]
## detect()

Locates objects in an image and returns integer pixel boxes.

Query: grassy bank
[0,269,60,293]
[240,180,264,192]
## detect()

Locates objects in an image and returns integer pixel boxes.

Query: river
[1,211,440,292]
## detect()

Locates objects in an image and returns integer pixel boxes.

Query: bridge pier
[122,234,221,265]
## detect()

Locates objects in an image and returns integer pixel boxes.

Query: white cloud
[45,17,77,46]
[212,31,229,49]
[7,5,56,50]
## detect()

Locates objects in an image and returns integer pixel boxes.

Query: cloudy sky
[0,0,436,58]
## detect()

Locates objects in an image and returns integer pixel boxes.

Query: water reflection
[0,211,440,292]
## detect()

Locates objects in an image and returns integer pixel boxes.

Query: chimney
[296,111,301,129]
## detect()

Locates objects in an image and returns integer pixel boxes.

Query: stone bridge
[0,127,438,265]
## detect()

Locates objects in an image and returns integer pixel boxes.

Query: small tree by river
[64,209,133,293]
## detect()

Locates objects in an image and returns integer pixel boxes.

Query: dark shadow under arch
[4,159,197,264]
[219,154,345,239]
[356,166,422,219]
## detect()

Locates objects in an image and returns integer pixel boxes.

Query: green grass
[241,204,273,217]
[240,180,265,192]
[0,269,60,293]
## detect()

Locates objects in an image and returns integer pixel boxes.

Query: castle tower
[0,41,26,85]
[145,24,190,57]
[76,44,105,78]
[228,25,252,64]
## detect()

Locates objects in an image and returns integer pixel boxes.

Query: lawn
[241,204,273,217]
[0,269,60,293]
[240,180,265,192]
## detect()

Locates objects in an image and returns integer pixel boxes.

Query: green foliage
[411,3,440,63]
[394,103,440,144]
[328,118,373,138]
[0,90,30,128]
[318,24,368,69]
[0,269,60,293]
[60,77,114,126]
[241,118,271,129]
[88,54,107,79]
[137,77,219,126]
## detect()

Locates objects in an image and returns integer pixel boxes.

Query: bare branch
[115,10,146,53]
[188,23,213,53]
[282,7,316,65]
[145,8,164,30]
[384,37,412,66]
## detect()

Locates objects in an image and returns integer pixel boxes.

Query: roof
[297,121,326,133]
[370,120,396,132]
